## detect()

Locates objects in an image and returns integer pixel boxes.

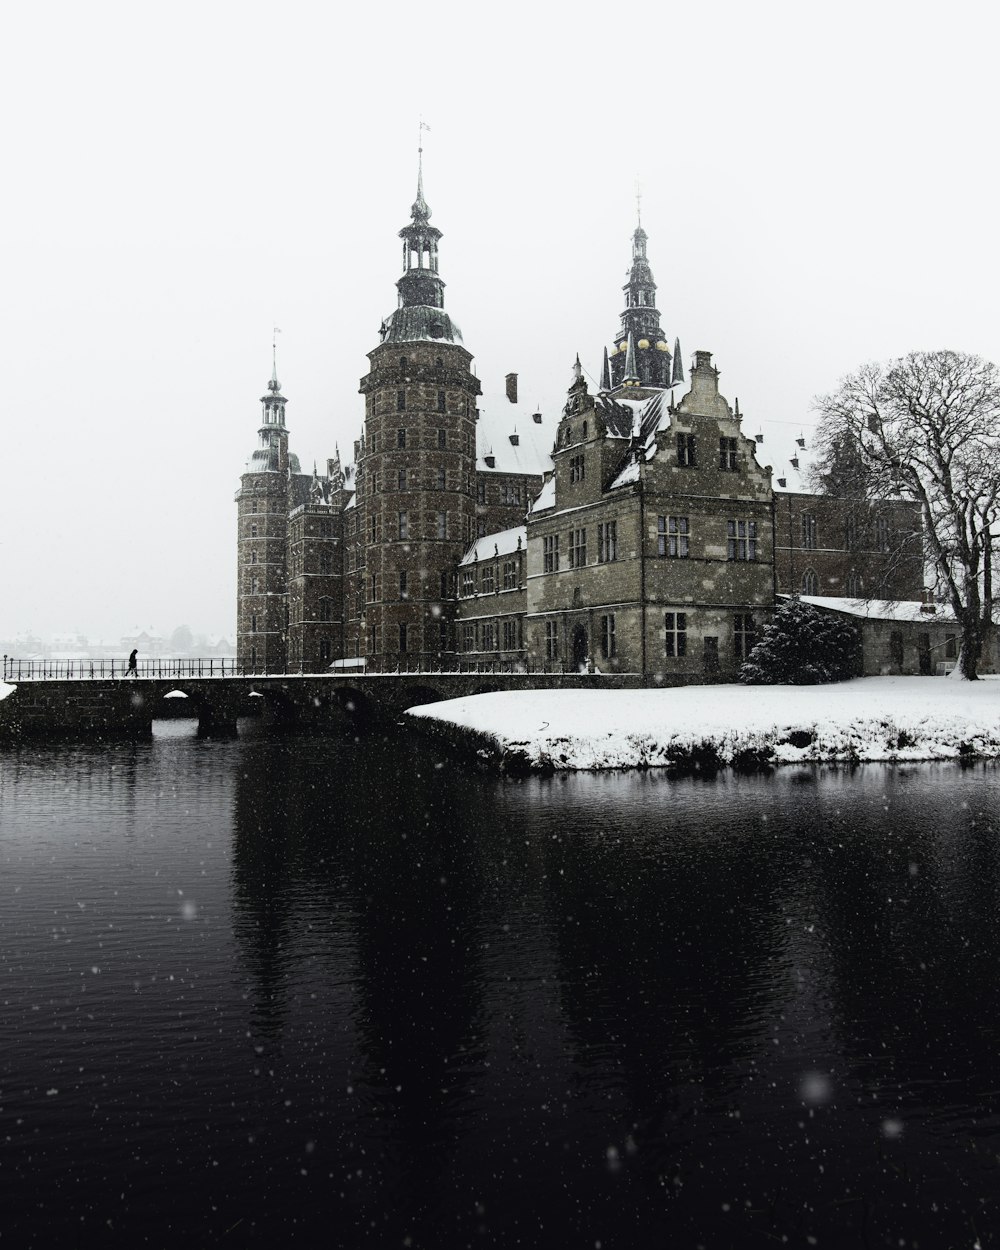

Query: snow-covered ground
[0,682,14,702]
[407,678,1000,771]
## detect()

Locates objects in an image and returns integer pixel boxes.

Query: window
[319,551,332,574]
[370,514,382,543]
[845,570,862,597]
[502,618,517,650]
[582,421,588,439]
[598,521,617,563]
[727,519,757,561]
[501,482,521,505]
[600,613,617,659]
[319,639,331,663]
[658,515,689,558]
[250,523,258,538]
[543,534,559,573]
[320,598,333,621]
[844,516,857,550]
[399,623,408,652]
[734,613,757,662]
[568,528,587,568]
[462,569,475,595]
[665,612,687,657]
[677,433,697,467]
[482,621,496,650]
[398,511,408,540]
[482,565,495,593]
[802,568,818,595]
[368,573,380,602]
[397,391,406,413]
[440,570,450,598]
[477,518,487,537]
[801,513,817,550]
[545,620,559,660]
[398,468,406,490]
[874,516,890,551]
[437,427,447,449]
[569,454,585,483]
[399,570,408,598]
[251,550,257,564]
[463,623,475,652]
[477,480,486,505]
[719,437,738,470]
[397,427,406,448]
[502,560,517,590]
[251,577,259,594]
[250,613,257,633]
[437,391,446,414]
[945,633,957,659]
[437,468,446,490]
[438,620,448,653]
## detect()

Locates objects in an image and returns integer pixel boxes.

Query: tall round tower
[234,352,293,672]
[353,153,481,666]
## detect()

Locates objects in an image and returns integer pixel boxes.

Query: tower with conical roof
[606,217,675,392]
[347,146,482,665]
[234,344,293,673]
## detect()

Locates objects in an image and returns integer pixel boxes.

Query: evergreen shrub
[740,598,860,685]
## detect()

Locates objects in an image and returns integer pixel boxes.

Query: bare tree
[814,351,1000,679]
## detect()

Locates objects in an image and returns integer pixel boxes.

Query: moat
[2,722,1000,1247]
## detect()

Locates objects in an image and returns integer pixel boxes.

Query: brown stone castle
[236,159,922,680]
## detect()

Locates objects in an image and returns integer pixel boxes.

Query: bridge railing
[2,656,244,682]
[3,655,617,682]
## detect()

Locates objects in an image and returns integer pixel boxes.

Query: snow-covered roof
[795,595,969,624]
[476,387,554,477]
[530,476,556,513]
[459,525,526,566]
[609,459,640,489]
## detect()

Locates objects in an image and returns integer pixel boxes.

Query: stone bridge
[0,671,641,742]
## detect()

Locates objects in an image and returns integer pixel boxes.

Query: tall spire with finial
[607,209,672,391]
[623,331,640,385]
[672,337,684,385]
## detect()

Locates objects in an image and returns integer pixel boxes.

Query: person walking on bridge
[125,649,138,678]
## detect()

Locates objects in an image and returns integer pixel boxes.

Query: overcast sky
[2,0,996,644]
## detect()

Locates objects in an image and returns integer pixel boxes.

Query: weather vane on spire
[272,326,282,382]
[635,179,642,228]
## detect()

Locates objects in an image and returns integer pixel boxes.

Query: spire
[600,346,611,391]
[270,326,281,393]
[672,337,685,385]
[623,332,639,384]
[412,125,431,222]
[394,129,447,317]
[572,353,583,385]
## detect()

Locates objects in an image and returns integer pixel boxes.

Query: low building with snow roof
[455,526,528,667]
[796,595,997,677]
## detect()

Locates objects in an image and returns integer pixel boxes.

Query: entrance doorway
[571,624,588,672]
[703,636,720,675]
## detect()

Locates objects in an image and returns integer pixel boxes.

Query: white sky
[2,0,996,643]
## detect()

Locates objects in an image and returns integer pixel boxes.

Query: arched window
[802,568,818,595]
[846,570,862,597]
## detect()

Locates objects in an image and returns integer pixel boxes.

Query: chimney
[532,411,542,424]
[693,350,713,370]
[919,587,937,614]
[505,372,518,404]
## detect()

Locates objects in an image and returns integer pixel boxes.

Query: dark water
[2,724,1000,1248]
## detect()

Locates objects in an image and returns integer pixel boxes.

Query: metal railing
[2,657,244,682]
[3,655,630,683]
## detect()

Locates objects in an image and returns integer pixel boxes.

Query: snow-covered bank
[406,678,1000,772]
[0,682,14,702]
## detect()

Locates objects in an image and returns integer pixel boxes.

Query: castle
[235,158,922,679]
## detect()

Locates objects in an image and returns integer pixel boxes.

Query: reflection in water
[2,729,1000,1247]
